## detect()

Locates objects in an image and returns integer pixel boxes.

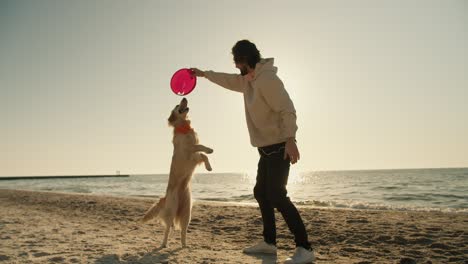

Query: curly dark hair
[232,40,262,69]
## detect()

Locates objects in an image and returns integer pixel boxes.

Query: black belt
[258,142,286,156]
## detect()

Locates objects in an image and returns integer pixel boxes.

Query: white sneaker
[243,241,277,254]
[283,247,315,264]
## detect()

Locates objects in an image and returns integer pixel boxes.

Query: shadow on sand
[95,247,279,264]
[245,252,278,264]
[95,246,184,264]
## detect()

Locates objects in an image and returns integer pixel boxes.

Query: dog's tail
[141,197,166,223]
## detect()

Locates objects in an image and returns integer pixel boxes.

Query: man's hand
[190,68,205,77]
[284,138,300,164]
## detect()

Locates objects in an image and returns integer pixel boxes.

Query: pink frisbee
[170,68,197,96]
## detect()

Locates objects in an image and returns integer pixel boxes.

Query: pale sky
[1,0,467,176]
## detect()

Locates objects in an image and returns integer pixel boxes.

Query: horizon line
[2,166,467,178]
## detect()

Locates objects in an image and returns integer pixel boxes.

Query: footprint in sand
[410,237,432,245]
[32,252,50,257]
[48,256,65,263]
[0,255,11,262]
[430,242,451,250]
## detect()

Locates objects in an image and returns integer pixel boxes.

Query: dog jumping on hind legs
[142,97,213,248]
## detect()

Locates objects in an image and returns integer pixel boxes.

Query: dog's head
[168,97,189,126]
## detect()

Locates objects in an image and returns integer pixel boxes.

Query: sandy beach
[0,189,466,263]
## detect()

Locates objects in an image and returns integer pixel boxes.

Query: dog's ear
[168,111,177,124]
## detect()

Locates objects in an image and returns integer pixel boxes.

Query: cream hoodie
[204,58,297,147]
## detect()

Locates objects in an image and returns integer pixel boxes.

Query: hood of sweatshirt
[253,58,277,81]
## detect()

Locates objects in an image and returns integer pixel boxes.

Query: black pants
[254,142,311,250]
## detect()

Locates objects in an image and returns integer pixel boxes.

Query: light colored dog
[142,97,213,248]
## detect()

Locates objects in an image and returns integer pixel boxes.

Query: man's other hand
[284,138,300,164]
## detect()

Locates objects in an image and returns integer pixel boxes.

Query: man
[191,40,314,264]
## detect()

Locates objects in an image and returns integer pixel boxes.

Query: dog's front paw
[205,148,214,154]
[205,164,212,171]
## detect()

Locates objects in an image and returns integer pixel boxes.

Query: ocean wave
[384,193,468,202]
[196,196,468,213]
[230,194,255,201]
[371,186,400,190]
[294,200,468,213]
[199,194,254,202]
[384,195,434,202]
[426,193,467,200]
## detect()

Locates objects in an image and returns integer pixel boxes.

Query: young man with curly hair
[191,40,314,264]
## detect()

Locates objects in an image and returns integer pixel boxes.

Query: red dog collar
[175,123,192,134]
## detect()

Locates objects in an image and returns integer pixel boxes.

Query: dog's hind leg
[199,153,212,171]
[161,225,171,248]
[180,210,191,247]
[192,144,213,154]
[180,224,188,248]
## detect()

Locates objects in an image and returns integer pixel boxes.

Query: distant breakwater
[0,175,130,180]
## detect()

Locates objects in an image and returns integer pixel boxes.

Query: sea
[1,168,467,213]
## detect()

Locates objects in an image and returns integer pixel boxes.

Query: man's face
[235,62,249,76]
